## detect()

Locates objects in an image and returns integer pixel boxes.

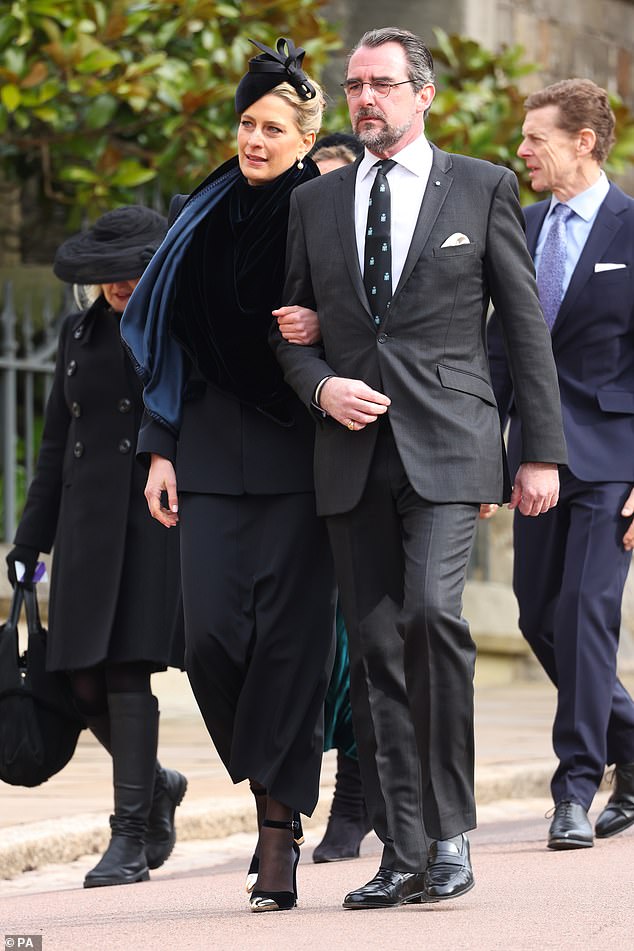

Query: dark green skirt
[323,603,358,759]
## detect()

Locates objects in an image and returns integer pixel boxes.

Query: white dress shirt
[355,134,434,293]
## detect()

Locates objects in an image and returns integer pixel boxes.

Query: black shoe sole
[547,837,593,850]
[424,878,475,902]
[84,868,150,888]
[342,890,427,909]
[313,850,361,864]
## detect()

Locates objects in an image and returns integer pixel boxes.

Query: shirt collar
[547,170,610,222]
[358,133,432,181]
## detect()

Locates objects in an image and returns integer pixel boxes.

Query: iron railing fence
[0,280,74,541]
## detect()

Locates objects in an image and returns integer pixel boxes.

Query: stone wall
[325,0,634,105]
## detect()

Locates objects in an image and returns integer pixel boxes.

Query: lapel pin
[434,180,441,186]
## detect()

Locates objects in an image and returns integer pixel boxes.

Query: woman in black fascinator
[121,39,336,913]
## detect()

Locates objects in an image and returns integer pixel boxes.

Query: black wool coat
[15,297,184,672]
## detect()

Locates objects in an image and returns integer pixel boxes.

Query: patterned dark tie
[364,159,397,326]
[536,203,574,330]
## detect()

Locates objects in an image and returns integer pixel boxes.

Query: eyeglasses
[340,80,414,99]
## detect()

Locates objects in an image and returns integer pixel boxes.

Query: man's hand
[145,454,179,527]
[479,503,499,520]
[509,462,559,516]
[622,487,634,551]
[319,377,391,430]
[273,306,321,345]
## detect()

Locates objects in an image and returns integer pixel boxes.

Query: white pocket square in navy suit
[594,262,626,272]
[441,232,470,247]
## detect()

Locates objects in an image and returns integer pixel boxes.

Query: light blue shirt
[534,171,610,296]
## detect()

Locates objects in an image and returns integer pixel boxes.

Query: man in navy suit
[487,78,634,850]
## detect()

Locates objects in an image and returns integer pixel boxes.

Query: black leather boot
[84,693,158,887]
[85,711,187,870]
[145,766,188,869]
[313,751,372,863]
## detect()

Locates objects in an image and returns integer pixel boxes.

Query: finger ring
[347,419,355,431]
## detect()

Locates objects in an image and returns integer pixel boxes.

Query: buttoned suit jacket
[272,144,567,516]
[488,182,634,482]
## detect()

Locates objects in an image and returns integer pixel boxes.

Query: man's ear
[577,127,596,157]
[416,83,435,115]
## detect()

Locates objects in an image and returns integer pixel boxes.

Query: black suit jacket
[272,145,567,516]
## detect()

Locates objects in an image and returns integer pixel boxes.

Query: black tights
[69,661,154,717]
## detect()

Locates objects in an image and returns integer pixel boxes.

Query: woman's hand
[272,306,321,345]
[145,454,179,527]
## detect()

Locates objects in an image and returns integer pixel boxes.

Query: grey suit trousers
[327,421,479,870]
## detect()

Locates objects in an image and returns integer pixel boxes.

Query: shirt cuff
[312,376,334,413]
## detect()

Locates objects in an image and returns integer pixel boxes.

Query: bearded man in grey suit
[271,27,567,908]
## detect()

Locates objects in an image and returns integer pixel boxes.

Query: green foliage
[427,29,634,203]
[0,0,341,219]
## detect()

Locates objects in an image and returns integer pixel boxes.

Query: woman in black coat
[6,207,186,888]
[121,40,336,913]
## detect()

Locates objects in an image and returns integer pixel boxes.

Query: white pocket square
[441,232,470,247]
[594,262,627,272]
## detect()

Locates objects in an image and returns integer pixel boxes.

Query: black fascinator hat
[53,205,167,285]
[235,37,316,114]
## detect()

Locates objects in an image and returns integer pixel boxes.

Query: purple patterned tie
[536,203,574,330]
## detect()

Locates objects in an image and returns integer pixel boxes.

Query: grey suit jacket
[271,144,567,516]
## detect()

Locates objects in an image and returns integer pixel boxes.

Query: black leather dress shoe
[424,834,474,901]
[547,800,593,849]
[595,763,634,838]
[342,867,426,909]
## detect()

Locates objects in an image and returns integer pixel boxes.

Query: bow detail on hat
[248,37,316,101]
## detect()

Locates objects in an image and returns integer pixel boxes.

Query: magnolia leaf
[84,94,118,129]
[76,47,123,74]
[31,105,59,123]
[1,83,21,112]
[59,165,100,183]
[109,159,156,187]
[20,61,48,89]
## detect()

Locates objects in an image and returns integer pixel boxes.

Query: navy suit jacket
[488,181,634,483]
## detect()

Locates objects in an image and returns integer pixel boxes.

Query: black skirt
[179,490,336,817]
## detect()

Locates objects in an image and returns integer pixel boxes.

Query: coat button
[73,325,84,339]
[73,441,84,458]
[118,438,132,454]
[377,333,388,343]
[66,359,77,376]
[118,398,132,414]
[71,401,81,418]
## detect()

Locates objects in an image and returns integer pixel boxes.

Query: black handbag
[0,584,85,787]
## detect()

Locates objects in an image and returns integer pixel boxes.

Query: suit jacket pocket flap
[596,389,634,414]
[432,243,477,258]
[437,364,496,406]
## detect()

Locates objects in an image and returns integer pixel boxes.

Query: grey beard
[355,115,414,153]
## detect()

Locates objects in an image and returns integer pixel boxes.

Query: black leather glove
[6,544,40,588]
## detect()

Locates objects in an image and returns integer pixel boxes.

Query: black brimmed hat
[53,205,167,285]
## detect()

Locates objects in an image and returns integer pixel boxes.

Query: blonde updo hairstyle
[268,79,326,138]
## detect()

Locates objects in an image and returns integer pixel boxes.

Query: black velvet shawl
[171,159,318,417]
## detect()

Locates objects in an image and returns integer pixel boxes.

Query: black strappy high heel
[246,807,304,893]
[249,818,301,913]
[246,786,267,894]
